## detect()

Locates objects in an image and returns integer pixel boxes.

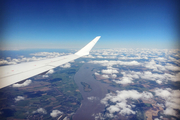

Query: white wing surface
[0,36,100,89]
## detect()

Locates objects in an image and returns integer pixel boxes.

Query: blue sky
[1,0,179,50]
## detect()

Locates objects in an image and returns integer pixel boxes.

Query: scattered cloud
[154,88,180,117]
[111,74,117,79]
[60,63,71,68]
[0,59,17,65]
[12,79,32,87]
[92,113,105,120]
[165,63,180,71]
[14,96,25,102]
[113,71,140,84]
[154,118,160,120]
[0,52,71,65]
[101,74,109,79]
[32,108,47,114]
[113,76,133,84]
[102,69,118,74]
[87,96,98,101]
[113,70,180,85]
[0,57,46,65]
[42,74,49,78]
[88,60,141,67]
[94,72,100,75]
[80,61,85,63]
[140,71,180,83]
[144,60,166,71]
[101,90,153,117]
[30,52,65,57]
[50,110,63,118]
[42,69,54,78]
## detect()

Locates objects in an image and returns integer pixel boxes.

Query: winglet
[75,36,101,56]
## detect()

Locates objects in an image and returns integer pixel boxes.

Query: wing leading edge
[0,36,101,89]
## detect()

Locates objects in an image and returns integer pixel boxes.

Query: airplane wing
[0,36,101,89]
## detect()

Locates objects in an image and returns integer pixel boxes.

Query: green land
[0,62,83,120]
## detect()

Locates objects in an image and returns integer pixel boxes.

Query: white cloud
[33,108,47,114]
[42,74,49,78]
[163,108,177,116]
[50,110,63,118]
[154,118,160,120]
[12,79,32,87]
[0,59,17,65]
[87,96,97,101]
[96,61,179,84]
[140,71,165,83]
[165,63,180,71]
[107,105,121,114]
[154,88,180,117]
[92,113,106,120]
[113,71,140,84]
[118,56,148,60]
[156,80,162,84]
[139,71,180,83]
[101,74,109,79]
[0,52,71,65]
[30,52,65,58]
[144,60,166,71]
[102,69,118,74]
[80,61,85,63]
[96,55,104,58]
[88,60,141,67]
[42,69,54,78]
[154,88,171,99]
[0,56,44,65]
[154,57,167,62]
[113,76,133,84]
[111,74,117,79]
[88,60,109,65]
[168,56,180,64]
[15,96,25,102]
[94,72,100,75]
[101,90,153,116]
[118,61,141,66]
[60,63,71,68]
[164,72,180,82]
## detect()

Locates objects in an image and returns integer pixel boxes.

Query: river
[72,63,119,120]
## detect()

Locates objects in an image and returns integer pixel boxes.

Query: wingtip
[75,36,101,56]
[92,36,101,43]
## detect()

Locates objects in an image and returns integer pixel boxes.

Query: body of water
[73,63,119,120]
